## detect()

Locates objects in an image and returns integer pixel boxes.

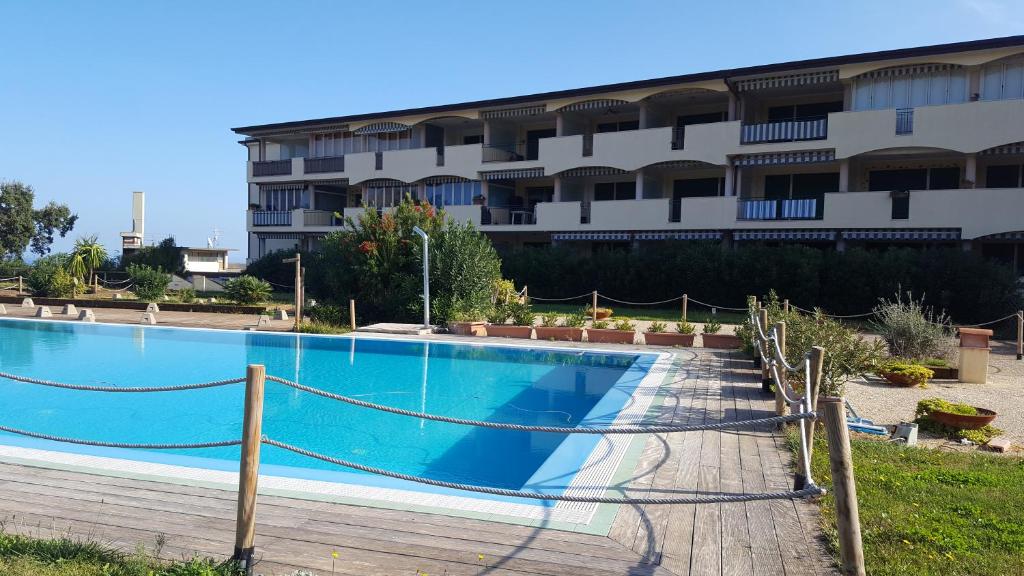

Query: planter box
[644,332,695,347]
[448,321,487,336]
[534,326,584,341]
[928,365,959,380]
[587,328,635,345]
[930,407,997,430]
[701,333,742,349]
[485,324,533,339]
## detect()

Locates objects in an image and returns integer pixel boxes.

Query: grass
[529,302,745,324]
[0,531,241,575]
[797,433,1024,576]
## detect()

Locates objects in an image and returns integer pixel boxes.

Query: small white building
[181,247,236,274]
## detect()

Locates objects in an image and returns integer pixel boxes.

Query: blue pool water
[0,319,656,496]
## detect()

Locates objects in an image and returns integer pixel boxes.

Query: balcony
[252,210,292,226]
[896,108,914,135]
[252,159,293,177]
[300,210,342,227]
[304,156,345,174]
[482,143,525,163]
[740,117,828,144]
[737,198,822,220]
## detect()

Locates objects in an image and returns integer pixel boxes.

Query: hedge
[499,243,1022,325]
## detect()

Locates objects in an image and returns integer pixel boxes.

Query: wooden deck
[0,349,834,575]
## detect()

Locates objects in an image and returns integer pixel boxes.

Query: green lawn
[0,532,240,576]
[529,302,745,324]
[802,435,1024,576]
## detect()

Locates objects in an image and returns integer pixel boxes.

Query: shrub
[176,287,196,303]
[431,220,503,325]
[592,319,610,329]
[702,319,722,334]
[243,249,309,290]
[508,300,535,326]
[127,264,170,302]
[0,258,30,279]
[486,305,509,325]
[540,311,560,327]
[27,253,74,297]
[308,304,345,326]
[915,398,1004,444]
[647,321,667,333]
[783,309,885,397]
[564,308,587,328]
[225,275,272,305]
[299,321,349,334]
[872,291,955,361]
[879,361,934,388]
[675,320,696,335]
[613,317,635,332]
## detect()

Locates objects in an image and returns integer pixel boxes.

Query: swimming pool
[0,318,670,527]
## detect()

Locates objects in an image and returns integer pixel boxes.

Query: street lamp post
[412,226,430,327]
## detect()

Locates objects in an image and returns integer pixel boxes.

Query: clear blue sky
[1,0,1020,260]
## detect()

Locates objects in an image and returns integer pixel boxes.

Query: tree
[0,181,78,259]
[73,235,108,286]
[123,236,181,273]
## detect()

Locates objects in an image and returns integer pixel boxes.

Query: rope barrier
[266,374,814,433]
[790,305,875,319]
[597,293,686,306]
[263,437,824,504]
[685,296,749,311]
[0,424,241,450]
[0,371,245,393]
[98,277,133,286]
[265,280,295,289]
[526,292,593,302]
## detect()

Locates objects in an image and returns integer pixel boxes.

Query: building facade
[234,36,1024,275]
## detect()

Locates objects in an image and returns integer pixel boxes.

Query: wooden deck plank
[720,354,754,576]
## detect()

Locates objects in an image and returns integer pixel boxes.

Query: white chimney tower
[120,191,145,255]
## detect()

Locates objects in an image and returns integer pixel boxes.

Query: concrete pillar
[639,102,650,129]
[968,67,982,100]
[965,154,977,188]
[483,120,491,146]
[553,176,562,202]
[842,81,853,110]
[836,237,848,252]
[635,169,645,200]
[727,92,738,121]
[724,161,735,197]
[417,182,427,202]
[962,240,973,252]
[839,159,850,192]
[556,112,565,137]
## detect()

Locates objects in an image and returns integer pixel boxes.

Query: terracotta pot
[587,307,613,320]
[448,321,486,336]
[701,333,742,349]
[882,372,924,387]
[930,407,997,430]
[958,327,993,349]
[534,326,584,341]
[587,328,635,345]
[644,332,695,347]
[485,324,534,339]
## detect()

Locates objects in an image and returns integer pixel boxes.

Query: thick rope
[265,375,813,433]
[527,292,593,302]
[0,424,241,450]
[686,296,748,311]
[0,371,245,393]
[263,437,824,504]
[98,277,133,286]
[597,293,685,306]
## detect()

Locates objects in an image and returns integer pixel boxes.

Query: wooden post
[18,276,23,294]
[783,298,790,314]
[349,299,357,331]
[681,294,688,322]
[795,346,825,490]
[522,285,528,303]
[591,291,598,322]
[233,364,266,573]
[759,307,771,393]
[820,396,866,576]
[774,321,787,417]
[1017,310,1023,360]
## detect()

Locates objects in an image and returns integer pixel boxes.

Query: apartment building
[234,35,1024,275]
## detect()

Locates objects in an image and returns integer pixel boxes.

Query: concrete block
[35,306,52,318]
[257,314,271,327]
[141,312,156,325]
[78,309,95,322]
[988,437,1013,453]
[0,304,6,315]
[21,298,34,308]
[273,309,289,321]
[146,303,160,313]
[113,293,122,300]
[209,297,217,303]
[62,304,77,316]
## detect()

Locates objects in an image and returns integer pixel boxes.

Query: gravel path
[845,341,1024,450]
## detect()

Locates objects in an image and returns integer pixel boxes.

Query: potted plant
[700,319,741,349]
[447,303,488,336]
[644,320,696,347]
[586,306,613,320]
[535,309,585,341]
[588,316,636,345]
[486,301,534,339]
[879,360,934,388]
[916,398,998,431]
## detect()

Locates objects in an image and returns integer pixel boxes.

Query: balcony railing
[302,210,342,227]
[482,143,525,163]
[252,159,293,177]
[304,156,345,174]
[671,127,685,150]
[896,108,914,135]
[252,210,292,226]
[737,198,822,220]
[740,117,828,144]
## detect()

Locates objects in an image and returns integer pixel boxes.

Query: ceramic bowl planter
[930,407,997,430]
[701,334,742,349]
[586,307,613,320]
[485,324,534,339]
[587,328,636,345]
[882,372,924,387]
[534,327,584,341]
[644,332,695,347]
[449,321,487,336]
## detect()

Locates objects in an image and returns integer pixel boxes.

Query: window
[852,68,968,110]
[676,112,726,127]
[363,185,418,208]
[986,164,1023,188]
[767,101,842,121]
[463,134,483,145]
[263,187,308,211]
[981,58,1024,101]
[763,173,838,199]
[868,167,960,191]
[928,167,960,190]
[594,181,636,201]
[673,178,722,198]
[425,181,482,207]
[312,132,346,157]
[596,120,640,133]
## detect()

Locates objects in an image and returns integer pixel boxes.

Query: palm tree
[73,235,107,289]
[66,253,87,297]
